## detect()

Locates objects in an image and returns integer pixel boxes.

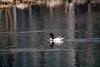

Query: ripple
[65,38,100,42]
[0,48,84,54]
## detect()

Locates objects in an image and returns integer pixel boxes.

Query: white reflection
[65,1,69,14]
[67,3,76,66]
[16,3,28,9]
[36,0,45,5]
[67,3,75,39]
[46,0,63,8]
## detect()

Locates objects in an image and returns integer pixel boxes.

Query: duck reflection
[2,49,16,67]
[33,51,47,67]
[6,53,15,67]
[38,51,46,67]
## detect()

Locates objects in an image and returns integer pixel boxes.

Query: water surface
[0,4,100,67]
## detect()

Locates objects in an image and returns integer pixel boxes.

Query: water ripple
[0,48,80,53]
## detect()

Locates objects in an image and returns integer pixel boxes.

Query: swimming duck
[49,33,64,46]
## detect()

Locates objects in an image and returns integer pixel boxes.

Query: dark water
[0,4,100,67]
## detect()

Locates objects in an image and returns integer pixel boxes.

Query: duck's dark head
[49,33,54,39]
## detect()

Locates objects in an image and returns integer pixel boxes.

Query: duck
[49,33,64,48]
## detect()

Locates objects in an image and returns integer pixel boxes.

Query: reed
[0,0,66,9]
[0,10,2,47]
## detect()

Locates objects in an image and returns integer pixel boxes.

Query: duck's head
[49,33,54,39]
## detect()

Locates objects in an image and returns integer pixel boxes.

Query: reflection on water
[0,2,100,67]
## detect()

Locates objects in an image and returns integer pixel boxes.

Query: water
[0,3,100,67]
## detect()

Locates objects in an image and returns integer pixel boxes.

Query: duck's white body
[50,36,64,45]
